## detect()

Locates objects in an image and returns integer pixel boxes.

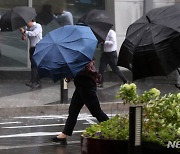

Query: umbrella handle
[65,78,72,83]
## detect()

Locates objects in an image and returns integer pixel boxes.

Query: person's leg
[52,88,84,144]
[31,58,41,87]
[25,48,34,87]
[99,53,108,86]
[27,47,41,88]
[109,51,128,84]
[78,85,109,122]
[62,89,84,136]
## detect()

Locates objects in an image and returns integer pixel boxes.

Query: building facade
[0,0,179,71]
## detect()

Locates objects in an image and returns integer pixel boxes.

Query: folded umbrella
[77,9,113,42]
[0,6,36,31]
[33,25,98,82]
[117,4,180,80]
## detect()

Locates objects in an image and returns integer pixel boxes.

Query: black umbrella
[77,9,113,42]
[0,6,36,31]
[117,4,180,81]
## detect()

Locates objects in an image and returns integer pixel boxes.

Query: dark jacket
[74,59,101,87]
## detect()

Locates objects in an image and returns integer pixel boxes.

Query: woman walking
[51,59,109,144]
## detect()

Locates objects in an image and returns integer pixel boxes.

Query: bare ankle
[57,133,67,138]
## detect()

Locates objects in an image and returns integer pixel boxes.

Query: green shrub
[83,83,180,147]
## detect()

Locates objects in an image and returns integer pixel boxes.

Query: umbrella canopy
[0,6,36,31]
[77,9,113,42]
[117,4,180,81]
[33,25,98,82]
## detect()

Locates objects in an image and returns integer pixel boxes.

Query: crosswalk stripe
[2,123,66,129]
[0,122,22,125]
[0,130,84,138]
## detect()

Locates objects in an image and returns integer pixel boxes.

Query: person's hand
[21,34,26,40]
[65,78,71,83]
[19,28,25,33]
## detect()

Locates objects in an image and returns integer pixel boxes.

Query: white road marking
[13,115,68,120]
[85,119,97,124]
[2,123,65,129]
[0,122,22,125]
[0,130,84,138]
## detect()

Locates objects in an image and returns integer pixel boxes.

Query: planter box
[81,136,128,154]
[81,136,180,154]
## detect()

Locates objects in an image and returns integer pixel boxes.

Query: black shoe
[31,82,42,89]
[175,84,180,90]
[26,81,33,87]
[97,83,103,88]
[51,137,67,145]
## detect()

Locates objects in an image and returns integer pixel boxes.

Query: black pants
[62,76,109,136]
[99,51,127,84]
[29,47,40,83]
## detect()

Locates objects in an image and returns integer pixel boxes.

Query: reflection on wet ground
[0,113,107,154]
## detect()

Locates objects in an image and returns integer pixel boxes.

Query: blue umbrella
[33,25,98,82]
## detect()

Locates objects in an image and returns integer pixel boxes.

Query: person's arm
[25,25,42,37]
[104,30,116,46]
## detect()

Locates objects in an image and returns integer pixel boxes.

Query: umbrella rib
[58,38,96,59]
[58,26,78,43]
[146,25,167,74]
[58,45,90,60]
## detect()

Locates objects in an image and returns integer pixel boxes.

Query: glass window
[33,0,105,34]
[0,0,28,67]
[33,0,105,67]
[0,0,105,68]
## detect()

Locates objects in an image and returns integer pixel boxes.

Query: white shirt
[25,22,42,47]
[104,29,117,52]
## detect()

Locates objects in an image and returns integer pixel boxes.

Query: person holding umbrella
[32,25,109,144]
[98,29,128,88]
[51,58,109,145]
[20,19,42,88]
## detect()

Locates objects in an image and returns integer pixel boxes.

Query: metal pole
[143,0,153,14]
[128,106,143,154]
[60,78,68,103]
[27,0,32,68]
[28,0,32,7]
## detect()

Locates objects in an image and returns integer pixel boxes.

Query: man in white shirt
[98,29,128,87]
[20,20,42,88]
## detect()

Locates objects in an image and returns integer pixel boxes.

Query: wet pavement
[0,79,126,154]
[0,113,117,154]
[0,79,123,108]
[0,74,179,154]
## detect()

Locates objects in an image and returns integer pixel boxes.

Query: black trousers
[29,47,40,83]
[62,76,109,136]
[99,51,127,84]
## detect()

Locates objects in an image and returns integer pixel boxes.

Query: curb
[0,102,129,117]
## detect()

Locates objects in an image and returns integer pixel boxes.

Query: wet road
[0,113,104,154]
